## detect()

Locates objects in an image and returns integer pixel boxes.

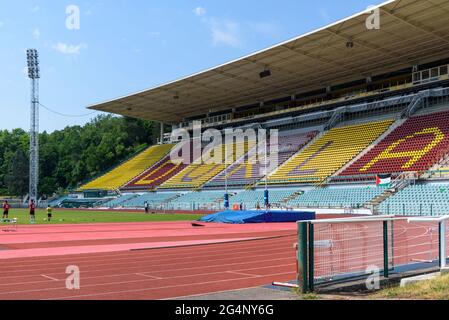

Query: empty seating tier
[340,111,449,177]
[206,131,317,188]
[121,192,180,208]
[102,194,138,207]
[379,184,449,216]
[79,144,173,191]
[229,189,298,209]
[160,141,252,190]
[267,120,393,184]
[167,191,227,210]
[288,187,384,208]
[122,155,189,190]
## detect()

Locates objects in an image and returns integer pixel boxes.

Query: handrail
[407,216,449,223]
[304,215,401,225]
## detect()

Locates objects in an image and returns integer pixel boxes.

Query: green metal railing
[297,215,449,292]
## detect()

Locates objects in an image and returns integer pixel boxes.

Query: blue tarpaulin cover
[199,210,316,224]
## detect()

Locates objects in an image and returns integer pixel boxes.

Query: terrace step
[281,190,304,204]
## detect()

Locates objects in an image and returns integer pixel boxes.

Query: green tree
[0,115,157,197]
[4,149,29,196]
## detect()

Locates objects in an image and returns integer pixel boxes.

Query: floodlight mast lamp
[27,49,40,204]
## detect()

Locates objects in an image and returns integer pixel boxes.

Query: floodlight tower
[26,49,40,203]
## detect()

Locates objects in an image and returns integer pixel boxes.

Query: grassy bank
[375,273,449,300]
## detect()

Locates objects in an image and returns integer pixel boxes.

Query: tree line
[0,115,158,198]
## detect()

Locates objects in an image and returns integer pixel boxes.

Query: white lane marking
[41,274,59,281]
[135,273,162,280]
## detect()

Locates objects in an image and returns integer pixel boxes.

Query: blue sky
[0,0,384,132]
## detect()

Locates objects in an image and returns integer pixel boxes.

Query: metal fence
[296,215,449,293]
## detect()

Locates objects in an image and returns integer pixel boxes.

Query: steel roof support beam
[380,7,449,45]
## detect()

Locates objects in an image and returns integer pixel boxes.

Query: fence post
[383,220,389,278]
[297,222,309,293]
[308,223,315,292]
[440,220,446,269]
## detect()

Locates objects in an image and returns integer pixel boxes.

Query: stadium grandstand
[266,120,394,185]
[79,144,174,191]
[205,130,318,189]
[66,0,449,218]
[121,140,197,191]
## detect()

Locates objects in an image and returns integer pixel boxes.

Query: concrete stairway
[281,190,304,205]
[366,172,416,214]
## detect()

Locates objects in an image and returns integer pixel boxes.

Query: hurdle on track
[296,215,449,293]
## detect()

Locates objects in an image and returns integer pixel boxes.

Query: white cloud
[0,21,4,28]
[210,19,241,48]
[33,28,40,40]
[193,6,207,17]
[22,67,28,77]
[31,5,40,12]
[52,42,87,55]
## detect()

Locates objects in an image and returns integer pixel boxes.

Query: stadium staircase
[279,190,304,205]
[259,130,326,186]
[244,182,257,190]
[102,194,140,208]
[367,172,417,214]
[324,107,346,130]
[159,193,183,207]
[400,90,431,119]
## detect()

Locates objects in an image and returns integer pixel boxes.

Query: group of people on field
[2,199,53,223]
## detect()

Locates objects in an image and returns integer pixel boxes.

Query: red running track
[0,221,298,300]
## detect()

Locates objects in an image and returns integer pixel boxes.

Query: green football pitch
[0,209,205,225]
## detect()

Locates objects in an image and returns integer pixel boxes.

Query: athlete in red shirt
[29,200,36,223]
[2,201,10,219]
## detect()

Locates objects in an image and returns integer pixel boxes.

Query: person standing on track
[29,199,36,223]
[46,205,53,222]
[144,201,149,214]
[2,200,10,219]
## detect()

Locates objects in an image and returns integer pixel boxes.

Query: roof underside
[89,0,449,124]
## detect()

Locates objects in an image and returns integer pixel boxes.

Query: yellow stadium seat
[267,120,394,184]
[79,144,174,191]
[160,141,252,189]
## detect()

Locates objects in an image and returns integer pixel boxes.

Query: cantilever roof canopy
[89,0,449,125]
